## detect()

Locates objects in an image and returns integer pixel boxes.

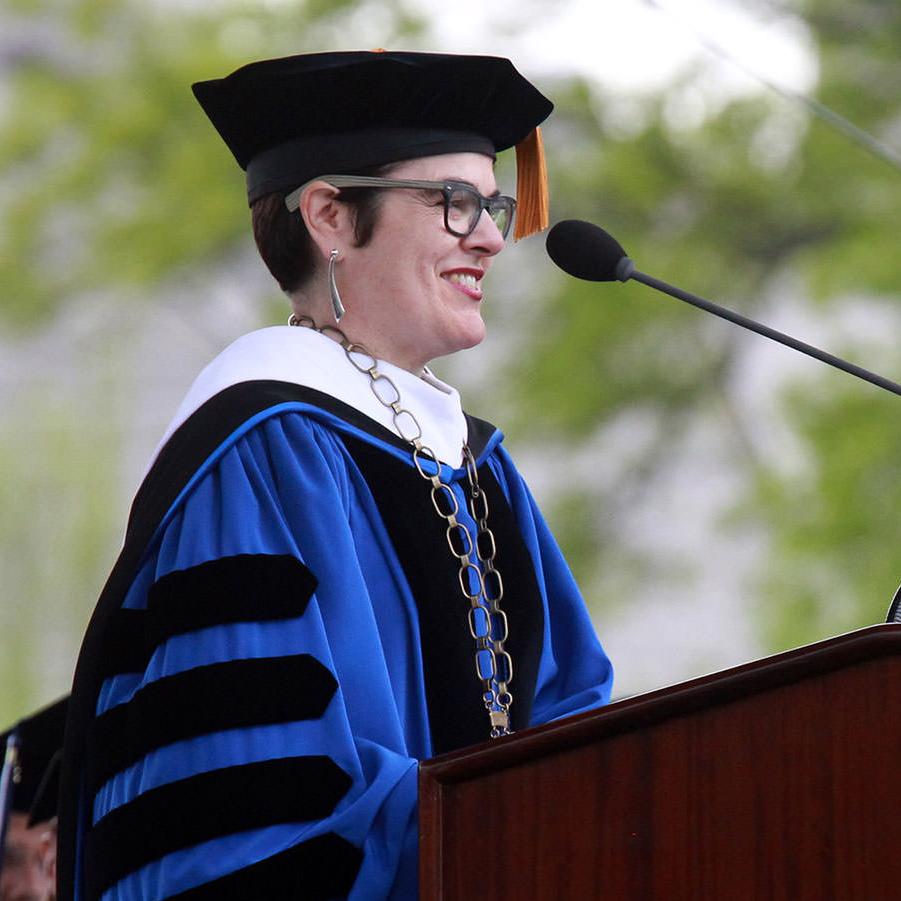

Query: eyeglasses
[285,175,517,240]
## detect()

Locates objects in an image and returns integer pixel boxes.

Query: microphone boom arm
[617,259,901,399]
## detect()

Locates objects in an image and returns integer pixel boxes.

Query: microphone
[546,219,901,398]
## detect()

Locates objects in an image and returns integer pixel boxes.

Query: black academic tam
[191,49,554,203]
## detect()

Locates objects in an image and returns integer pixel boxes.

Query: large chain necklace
[289,314,513,739]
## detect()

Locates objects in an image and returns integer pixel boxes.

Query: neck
[289,296,429,375]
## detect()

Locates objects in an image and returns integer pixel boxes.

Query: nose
[463,209,506,256]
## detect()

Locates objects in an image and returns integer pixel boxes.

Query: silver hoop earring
[328,249,346,322]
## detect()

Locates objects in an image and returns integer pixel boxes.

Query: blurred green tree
[0,0,427,327]
[503,0,901,653]
[0,0,427,723]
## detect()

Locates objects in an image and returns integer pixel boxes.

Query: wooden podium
[419,624,901,900]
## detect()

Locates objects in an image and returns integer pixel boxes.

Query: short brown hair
[251,164,394,294]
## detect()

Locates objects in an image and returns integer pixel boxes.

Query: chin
[464,324,487,351]
[425,325,485,365]
[459,303,488,341]
[446,319,487,357]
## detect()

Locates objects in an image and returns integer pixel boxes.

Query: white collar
[152,326,468,467]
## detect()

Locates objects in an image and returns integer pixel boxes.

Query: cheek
[406,251,441,291]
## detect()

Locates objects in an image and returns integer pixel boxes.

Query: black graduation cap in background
[1,696,68,825]
[192,50,553,239]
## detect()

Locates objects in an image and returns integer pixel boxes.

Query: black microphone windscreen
[545,219,628,282]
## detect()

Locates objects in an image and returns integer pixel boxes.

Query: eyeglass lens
[444,186,513,239]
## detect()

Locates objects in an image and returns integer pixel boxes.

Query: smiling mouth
[446,272,479,289]
[443,271,483,299]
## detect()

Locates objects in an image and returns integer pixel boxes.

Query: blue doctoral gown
[58,381,613,901]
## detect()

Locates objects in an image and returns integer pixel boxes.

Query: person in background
[1,698,66,901]
[58,51,613,899]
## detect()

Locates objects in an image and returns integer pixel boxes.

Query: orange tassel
[513,126,549,241]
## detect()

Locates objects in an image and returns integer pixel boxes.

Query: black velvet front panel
[345,436,544,754]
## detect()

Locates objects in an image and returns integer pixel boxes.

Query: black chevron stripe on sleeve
[87,654,337,793]
[84,756,353,900]
[147,554,318,648]
[163,833,363,901]
[97,555,318,683]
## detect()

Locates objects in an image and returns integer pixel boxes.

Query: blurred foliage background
[1,0,900,725]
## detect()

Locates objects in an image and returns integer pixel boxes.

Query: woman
[58,51,613,900]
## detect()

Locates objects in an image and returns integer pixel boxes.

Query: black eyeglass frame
[284,175,517,239]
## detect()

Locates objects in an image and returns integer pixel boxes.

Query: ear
[298,181,356,262]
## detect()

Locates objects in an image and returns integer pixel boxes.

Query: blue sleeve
[88,413,421,901]
[488,447,614,726]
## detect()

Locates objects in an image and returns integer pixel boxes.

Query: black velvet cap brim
[191,50,553,204]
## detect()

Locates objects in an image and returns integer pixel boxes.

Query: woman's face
[338,152,506,372]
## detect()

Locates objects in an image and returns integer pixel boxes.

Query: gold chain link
[290,314,513,738]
